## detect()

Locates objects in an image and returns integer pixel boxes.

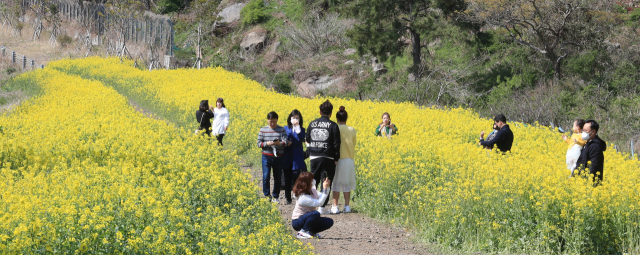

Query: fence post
[632,140,635,159]
[22,55,26,70]
[41,64,44,69]
[12,51,16,65]
[1,47,5,57]
[31,59,35,70]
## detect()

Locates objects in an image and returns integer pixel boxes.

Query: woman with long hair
[291,172,334,239]
[282,109,307,204]
[195,100,214,136]
[330,106,357,213]
[375,112,398,138]
[211,98,230,146]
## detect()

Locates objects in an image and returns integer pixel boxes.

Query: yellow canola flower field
[0,68,309,254]
[48,58,640,254]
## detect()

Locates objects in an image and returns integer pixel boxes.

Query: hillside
[2,0,640,155]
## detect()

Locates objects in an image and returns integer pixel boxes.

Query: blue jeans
[262,155,283,198]
[292,211,334,233]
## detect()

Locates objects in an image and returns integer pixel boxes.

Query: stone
[604,40,621,49]
[263,41,281,66]
[343,48,357,56]
[398,36,411,45]
[371,57,387,74]
[344,60,354,65]
[218,3,246,24]
[408,73,416,82]
[293,69,320,83]
[240,29,267,50]
[296,75,344,98]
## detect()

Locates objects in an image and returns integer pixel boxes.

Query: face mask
[291,118,299,125]
[581,131,590,141]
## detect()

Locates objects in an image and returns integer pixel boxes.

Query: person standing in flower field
[291,172,334,239]
[375,112,398,138]
[306,100,341,214]
[562,119,587,177]
[575,120,606,185]
[331,106,357,214]
[195,100,215,136]
[479,114,514,152]
[211,98,230,146]
[282,109,308,205]
[257,111,289,203]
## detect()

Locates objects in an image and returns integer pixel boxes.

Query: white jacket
[291,185,330,220]
[212,107,229,135]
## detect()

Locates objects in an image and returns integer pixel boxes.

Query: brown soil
[244,166,436,255]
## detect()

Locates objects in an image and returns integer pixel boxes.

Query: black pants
[310,157,336,207]
[216,134,224,146]
[283,168,303,200]
[199,127,211,137]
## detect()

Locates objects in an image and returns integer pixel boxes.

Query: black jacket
[480,124,514,152]
[576,135,606,180]
[305,116,341,161]
[196,110,214,129]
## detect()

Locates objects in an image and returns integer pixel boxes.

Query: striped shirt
[257,125,287,157]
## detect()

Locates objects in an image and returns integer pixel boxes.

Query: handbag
[195,111,204,135]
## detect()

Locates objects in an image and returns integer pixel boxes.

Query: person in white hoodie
[291,172,334,239]
[212,98,230,146]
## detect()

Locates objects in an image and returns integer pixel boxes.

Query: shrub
[278,13,351,59]
[6,67,17,75]
[157,0,184,13]
[241,0,271,26]
[57,34,73,47]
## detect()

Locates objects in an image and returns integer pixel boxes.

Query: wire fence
[0,46,45,72]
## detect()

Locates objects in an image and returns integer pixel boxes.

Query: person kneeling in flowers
[291,172,334,239]
[375,112,398,138]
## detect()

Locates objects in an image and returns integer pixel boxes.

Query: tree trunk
[410,28,421,78]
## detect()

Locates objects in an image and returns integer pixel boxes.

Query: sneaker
[271,198,279,204]
[297,230,313,239]
[330,206,340,214]
[317,207,328,214]
[285,199,292,205]
[344,205,351,213]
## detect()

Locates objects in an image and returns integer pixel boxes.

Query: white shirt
[212,107,229,135]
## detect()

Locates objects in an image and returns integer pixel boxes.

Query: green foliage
[6,67,16,75]
[157,0,184,14]
[282,0,305,22]
[627,7,640,28]
[564,50,609,83]
[271,72,292,94]
[614,3,628,14]
[608,61,640,95]
[241,0,271,26]
[57,34,73,47]
[337,0,464,73]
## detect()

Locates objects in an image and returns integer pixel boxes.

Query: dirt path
[243,166,434,255]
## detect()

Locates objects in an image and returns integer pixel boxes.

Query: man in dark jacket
[479,114,514,153]
[575,120,606,185]
[305,100,341,213]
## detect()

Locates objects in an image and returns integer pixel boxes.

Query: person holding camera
[291,172,334,239]
[257,111,289,203]
[375,112,398,138]
[195,100,215,136]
